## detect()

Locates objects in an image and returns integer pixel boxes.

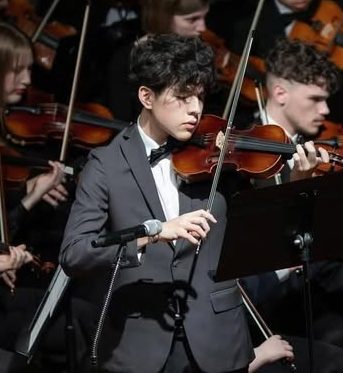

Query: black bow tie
[278,12,296,27]
[149,144,171,166]
[149,138,180,166]
[279,10,308,28]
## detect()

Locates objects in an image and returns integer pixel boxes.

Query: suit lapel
[178,182,192,217]
[120,125,167,222]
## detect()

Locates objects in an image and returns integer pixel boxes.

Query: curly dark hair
[129,33,216,97]
[265,37,340,94]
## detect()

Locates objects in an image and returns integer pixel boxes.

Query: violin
[172,114,343,182]
[201,29,266,104]
[313,119,343,173]
[0,241,55,275]
[6,0,77,70]
[317,119,343,138]
[0,152,55,276]
[1,102,128,149]
[0,144,73,189]
[289,0,343,69]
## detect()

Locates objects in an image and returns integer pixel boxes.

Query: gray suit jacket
[60,123,254,373]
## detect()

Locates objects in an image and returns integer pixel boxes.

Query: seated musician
[0,22,68,286]
[207,0,343,125]
[242,37,343,371]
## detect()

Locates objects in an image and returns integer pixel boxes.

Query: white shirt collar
[274,0,294,14]
[137,116,161,157]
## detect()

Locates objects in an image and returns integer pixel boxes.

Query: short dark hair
[129,33,216,97]
[265,37,340,94]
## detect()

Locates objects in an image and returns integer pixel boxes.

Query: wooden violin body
[172,115,343,182]
[0,241,55,274]
[314,120,343,173]
[0,144,68,189]
[0,145,35,189]
[289,0,343,69]
[201,30,266,104]
[7,0,77,70]
[172,114,290,182]
[1,102,126,149]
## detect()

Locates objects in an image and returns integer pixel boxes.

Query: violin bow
[213,0,265,211]
[221,0,266,121]
[59,0,91,163]
[31,0,62,43]
[221,14,296,370]
[237,280,297,372]
[185,0,266,287]
[254,80,268,125]
[183,2,296,370]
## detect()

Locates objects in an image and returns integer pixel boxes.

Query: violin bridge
[215,130,225,151]
[320,22,335,40]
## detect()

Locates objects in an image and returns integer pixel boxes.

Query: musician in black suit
[60,29,333,371]
[60,33,256,373]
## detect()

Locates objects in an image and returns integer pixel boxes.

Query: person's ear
[138,86,154,109]
[274,82,288,106]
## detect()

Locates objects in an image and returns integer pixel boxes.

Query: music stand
[216,171,343,373]
[15,266,71,361]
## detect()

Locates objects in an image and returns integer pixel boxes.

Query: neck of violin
[234,135,295,159]
[234,134,343,166]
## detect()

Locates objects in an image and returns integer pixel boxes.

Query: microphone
[91,219,162,248]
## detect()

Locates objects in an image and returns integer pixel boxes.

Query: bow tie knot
[149,138,180,166]
[149,144,170,165]
[279,12,296,27]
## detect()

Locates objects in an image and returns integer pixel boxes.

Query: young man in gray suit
[60,33,255,373]
[60,34,303,372]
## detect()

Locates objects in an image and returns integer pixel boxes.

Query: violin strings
[196,133,343,164]
[36,103,122,131]
[196,133,296,154]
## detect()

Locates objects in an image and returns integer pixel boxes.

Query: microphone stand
[90,243,127,372]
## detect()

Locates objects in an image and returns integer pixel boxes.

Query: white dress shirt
[138,122,180,222]
[274,0,297,36]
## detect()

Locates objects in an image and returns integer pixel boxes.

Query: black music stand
[216,171,343,373]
